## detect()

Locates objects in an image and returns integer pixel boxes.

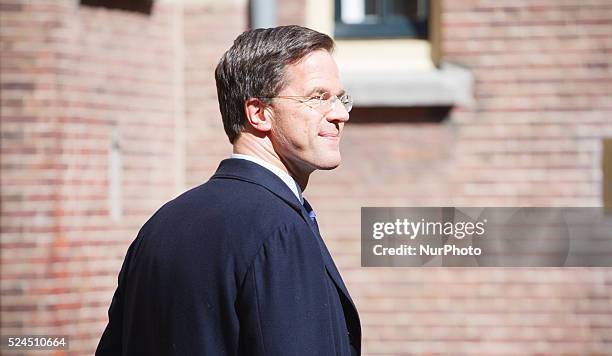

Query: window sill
[340,63,474,108]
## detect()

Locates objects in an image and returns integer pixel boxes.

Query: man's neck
[233,135,310,191]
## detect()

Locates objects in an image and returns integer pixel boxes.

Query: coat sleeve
[95,236,140,356]
[236,223,338,355]
[96,258,127,354]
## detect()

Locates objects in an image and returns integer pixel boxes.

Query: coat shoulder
[133,177,310,280]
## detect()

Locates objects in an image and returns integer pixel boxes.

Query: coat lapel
[301,198,358,312]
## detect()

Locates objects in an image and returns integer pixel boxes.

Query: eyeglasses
[264,92,353,114]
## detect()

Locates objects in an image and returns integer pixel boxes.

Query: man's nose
[326,99,350,122]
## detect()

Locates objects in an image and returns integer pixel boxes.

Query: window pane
[389,0,410,15]
[389,0,427,21]
[365,0,380,16]
[341,0,365,24]
[364,0,382,23]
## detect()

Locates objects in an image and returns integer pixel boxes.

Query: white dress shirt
[230,153,303,204]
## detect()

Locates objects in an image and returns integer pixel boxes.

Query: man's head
[215,26,350,177]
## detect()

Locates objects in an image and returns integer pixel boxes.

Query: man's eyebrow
[304,87,327,97]
[304,87,346,97]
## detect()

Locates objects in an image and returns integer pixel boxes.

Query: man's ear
[244,98,272,133]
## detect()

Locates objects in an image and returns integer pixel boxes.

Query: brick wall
[1,0,180,353]
[445,0,611,207]
[183,0,246,187]
[1,0,611,355]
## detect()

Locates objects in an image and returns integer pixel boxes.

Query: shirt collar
[230,154,303,204]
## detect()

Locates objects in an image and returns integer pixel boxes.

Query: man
[97,25,361,355]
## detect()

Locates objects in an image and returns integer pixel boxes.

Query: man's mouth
[318,131,339,139]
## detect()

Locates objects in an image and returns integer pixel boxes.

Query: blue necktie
[302,199,320,235]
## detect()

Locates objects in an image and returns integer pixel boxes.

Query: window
[306,0,467,109]
[335,0,429,38]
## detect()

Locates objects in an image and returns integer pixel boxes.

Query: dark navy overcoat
[96,159,361,355]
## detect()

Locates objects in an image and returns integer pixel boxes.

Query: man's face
[268,49,350,175]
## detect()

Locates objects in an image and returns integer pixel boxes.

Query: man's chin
[318,164,340,171]
[315,154,342,170]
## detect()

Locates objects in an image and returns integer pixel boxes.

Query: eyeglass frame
[260,91,353,114]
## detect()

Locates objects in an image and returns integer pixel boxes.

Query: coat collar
[211,158,303,213]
